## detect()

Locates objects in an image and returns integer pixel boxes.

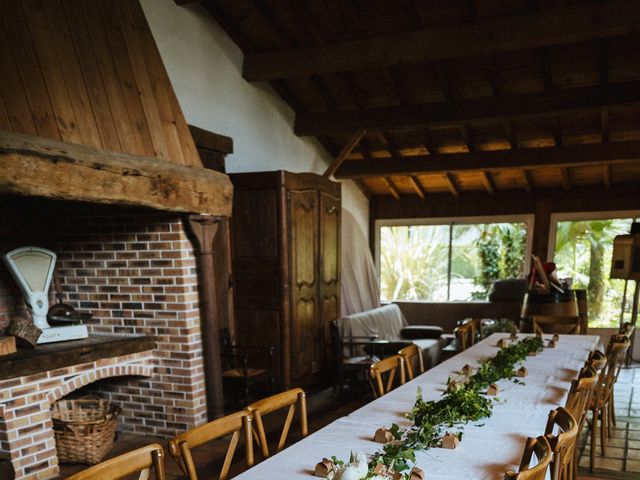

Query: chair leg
[600,407,607,457]
[590,410,596,472]
[610,390,617,427]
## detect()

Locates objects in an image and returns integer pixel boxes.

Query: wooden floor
[57,366,640,480]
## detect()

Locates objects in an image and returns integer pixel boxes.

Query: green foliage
[328,336,544,479]
[554,218,632,327]
[473,223,527,299]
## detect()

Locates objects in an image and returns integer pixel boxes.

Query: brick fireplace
[0,197,210,479]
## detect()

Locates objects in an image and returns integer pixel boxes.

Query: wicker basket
[51,398,120,465]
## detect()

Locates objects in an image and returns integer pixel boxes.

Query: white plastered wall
[140,0,369,238]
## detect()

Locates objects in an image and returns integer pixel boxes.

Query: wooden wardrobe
[229,171,341,389]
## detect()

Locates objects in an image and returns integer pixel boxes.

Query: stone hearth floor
[57,365,639,479]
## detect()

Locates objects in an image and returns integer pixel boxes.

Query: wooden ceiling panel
[202,0,640,198]
[608,34,640,83]
[612,164,640,183]
[550,40,600,89]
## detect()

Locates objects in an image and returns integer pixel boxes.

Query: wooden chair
[220,328,275,406]
[330,319,379,394]
[168,411,254,480]
[564,365,598,480]
[369,354,405,398]
[67,443,166,480]
[504,435,552,480]
[544,407,579,480]
[607,332,632,430]
[453,319,476,351]
[619,321,635,366]
[531,315,581,335]
[587,335,630,472]
[587,349,607,371]
[398,344,424,380]
[246,388,308,459]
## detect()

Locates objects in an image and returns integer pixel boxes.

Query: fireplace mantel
[0,335,156,380]
[0,130,233,217]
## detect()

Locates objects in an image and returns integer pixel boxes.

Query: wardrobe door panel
[288,189,319,379]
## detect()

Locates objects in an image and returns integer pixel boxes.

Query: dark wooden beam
[295,81,640,136]
[243,1,640,80]
[0,130,233,216]
[407,175,426,199]
[523,169,533,193]
[443,173,460,197]
[334,141,640,178]
[381,177,400,200]
[561,168,571,191]
[480,171,496,194]
[603,164,611,189]
[324,129,367,178]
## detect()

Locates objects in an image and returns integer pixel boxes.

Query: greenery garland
[325,336,545,480]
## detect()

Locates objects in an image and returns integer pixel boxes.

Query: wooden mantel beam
[243,1,640,81]
[0,130,233,216]
[334,141,640,179]
[295,81,640,136]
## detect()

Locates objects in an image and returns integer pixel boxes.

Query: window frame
[546,210,640,262]
[375,214,535,302]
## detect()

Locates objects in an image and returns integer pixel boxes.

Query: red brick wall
[0,198,208,440]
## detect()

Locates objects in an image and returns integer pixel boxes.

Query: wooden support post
[185,214,225,419]
[323,129,366,178]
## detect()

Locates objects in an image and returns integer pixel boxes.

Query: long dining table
[234,332,601,479]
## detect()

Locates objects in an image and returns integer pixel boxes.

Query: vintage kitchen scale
[3,246,88,344]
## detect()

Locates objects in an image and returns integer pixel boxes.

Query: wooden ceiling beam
[334,141,640,178]
[381,177,401,200]
[443,173,460,198]
[603,164,611,189]
[243,1,640,80]
[480,171,495,194]
[522,169,533,193]
[295,81,640,136]
[561,168,571,191]
[407,175,426,199]
[324,129,367,178]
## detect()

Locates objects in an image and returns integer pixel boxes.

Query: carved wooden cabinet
[229,171,341,389]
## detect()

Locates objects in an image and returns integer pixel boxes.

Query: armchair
[220,328,275,406]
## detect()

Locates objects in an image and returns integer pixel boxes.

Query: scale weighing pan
[3,246,88,344]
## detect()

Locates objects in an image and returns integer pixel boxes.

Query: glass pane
[10,250,55,292]
[451,223,528,301]
[553,218,633,328]
[379,225,449,301]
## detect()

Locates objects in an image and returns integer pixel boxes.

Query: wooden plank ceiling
[198,0,640,198]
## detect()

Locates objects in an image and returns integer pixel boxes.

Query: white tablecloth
[234,333,601,480]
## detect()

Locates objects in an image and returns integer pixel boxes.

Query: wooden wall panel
[0,0,201,167]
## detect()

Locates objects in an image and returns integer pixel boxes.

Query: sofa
[338,304,444,370]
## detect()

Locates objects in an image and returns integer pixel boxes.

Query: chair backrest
[587,349,607,370]
[619,321,635,338]
[564,364,598,432]
[544,407,579,480]
[593,336,630,409]
[398,344,424,380]
[531,316,581,335]
[168,411,253,480]
[453,320,476,351]
[246,388,308,459]
[67,443,166,480]
[369,354,405,398]
[504,435,552,480]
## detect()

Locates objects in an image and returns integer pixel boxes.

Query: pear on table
[487,383,499,396]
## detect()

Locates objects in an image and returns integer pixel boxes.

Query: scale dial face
[10,250,55,292]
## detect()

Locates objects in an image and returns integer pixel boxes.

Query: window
[377,216,533,302]
[549,211,640,329]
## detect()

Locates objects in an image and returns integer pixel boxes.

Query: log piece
[0,336,16,356]
[0,130,232,217]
